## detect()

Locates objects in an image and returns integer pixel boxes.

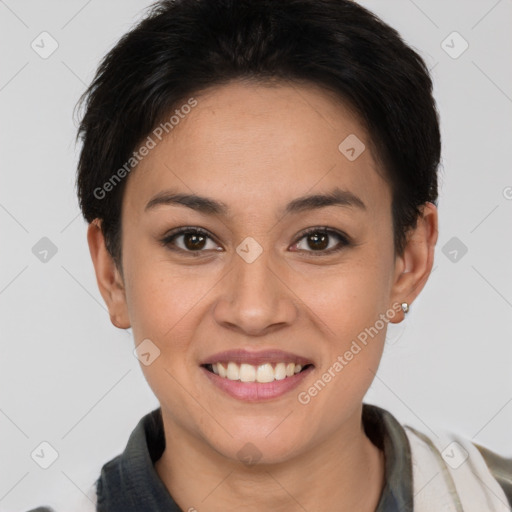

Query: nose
[212,247,298,336]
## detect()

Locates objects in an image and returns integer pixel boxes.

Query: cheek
[121,229,209,335]
[299,243,394,392]
[122,260,213,414]
[303,253,393,339]
[296,268,391,430]
[125,264,210,347]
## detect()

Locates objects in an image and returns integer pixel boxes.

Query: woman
[31,0,512,510]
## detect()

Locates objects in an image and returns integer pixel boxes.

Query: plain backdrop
[1,1,511,510]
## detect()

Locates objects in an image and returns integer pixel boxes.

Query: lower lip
[201,365,314,402]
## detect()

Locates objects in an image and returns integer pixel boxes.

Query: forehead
[123,80,390,218]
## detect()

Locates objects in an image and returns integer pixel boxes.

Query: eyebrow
[144,186,366,216]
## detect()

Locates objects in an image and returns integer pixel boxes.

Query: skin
[88,80,438,511]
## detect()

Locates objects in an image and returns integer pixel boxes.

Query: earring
[401,302,409,314]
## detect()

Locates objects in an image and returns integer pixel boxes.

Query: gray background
[1,0,511,510]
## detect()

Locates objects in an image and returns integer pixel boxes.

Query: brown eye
[182,232,207,250]
[161,228,221,253]
[291,228,350,255]
[305,232,329,251]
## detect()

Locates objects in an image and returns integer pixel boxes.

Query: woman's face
[112,80,413,463]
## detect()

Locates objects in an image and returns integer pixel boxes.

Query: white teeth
[209,362,308,382]
[256,363,275,383]
[217,362,227,378]
[239,363,256,382]
[274,362,287,380]
[227,362,240,380]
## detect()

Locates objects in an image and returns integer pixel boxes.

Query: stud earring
[401,302,409,314]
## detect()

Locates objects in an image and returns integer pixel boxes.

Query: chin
[209,428,309,467]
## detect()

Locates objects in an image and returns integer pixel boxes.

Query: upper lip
[200,349,314,367]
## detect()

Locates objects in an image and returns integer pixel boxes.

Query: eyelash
[160,226,351,257]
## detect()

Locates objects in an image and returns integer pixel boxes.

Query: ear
[87,219,131,329]
[388,202,438,324]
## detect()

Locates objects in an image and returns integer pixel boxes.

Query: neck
[155,406,385,512]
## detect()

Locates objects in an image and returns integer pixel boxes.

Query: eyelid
[291,226,351,255]
[294,226,350,243]
[162,226,215,240]
[160,226,222,254]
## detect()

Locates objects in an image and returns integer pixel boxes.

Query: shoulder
[474,441,512,506]
[404,424,512,511]
[25,481,97,512]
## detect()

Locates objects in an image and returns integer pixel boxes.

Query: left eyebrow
[144,186,366,216]
[283,187,366,215]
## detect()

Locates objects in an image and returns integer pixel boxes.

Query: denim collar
[96,403,413,511]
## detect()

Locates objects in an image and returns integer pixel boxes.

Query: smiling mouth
[202,362,314,383]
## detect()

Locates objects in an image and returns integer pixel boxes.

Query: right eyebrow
[145,190,229,215]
